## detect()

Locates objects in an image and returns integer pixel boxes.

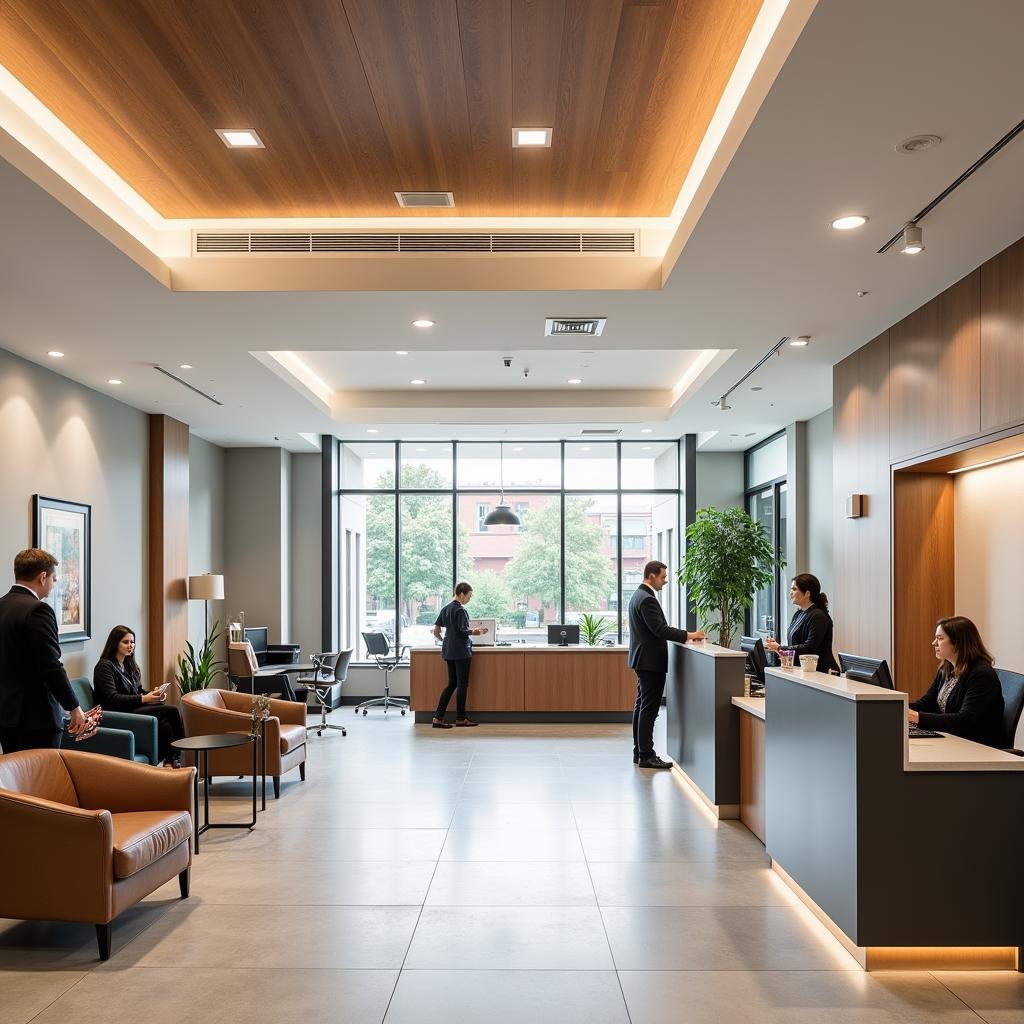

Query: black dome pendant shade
[483,445,521,527]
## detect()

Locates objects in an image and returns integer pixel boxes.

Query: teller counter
[409,645,635,723]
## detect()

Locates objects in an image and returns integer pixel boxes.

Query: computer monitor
[838,652,895,690]
[244,627,269,656]
[740,636,767,684]
[547,624,580,646]
[469,618,496,646]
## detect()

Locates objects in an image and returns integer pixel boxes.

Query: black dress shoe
[632,755,639,765]
[432,719,454,729]
[636,755,673,770]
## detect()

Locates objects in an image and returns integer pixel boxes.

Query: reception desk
[740,666,1024,969]
[409,645,635,722]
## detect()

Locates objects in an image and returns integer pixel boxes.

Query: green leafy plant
[175,620,227,693]
[679,507,782,648]
[579,613,614,646]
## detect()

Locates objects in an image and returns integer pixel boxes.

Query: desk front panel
[524,650,634,711]
[409,650,525,711]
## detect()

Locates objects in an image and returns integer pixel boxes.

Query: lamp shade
[483,503,521,527]
[188,574,224,601]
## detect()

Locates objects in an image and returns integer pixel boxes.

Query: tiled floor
[2,714,1022,1023]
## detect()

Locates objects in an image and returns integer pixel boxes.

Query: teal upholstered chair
[63,678,159,765]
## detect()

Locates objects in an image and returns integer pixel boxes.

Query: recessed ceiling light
[831,214,868,230]
[107,378,122,385]
[366,429,378,434]
[896,134,941,154]
[751,386,763,392]
[47,350,64,358]
[579,446,591,452]
[512,127,552,148]
[641,446,652,451]
[179,363,193,370]
[567,378,582,385]
[368,451,377,456]
[215,128,264,149]
[640,428,652,434]
[395,350,409,356]
[411,319,435,329]
[789,336,810,347]
[512,446,524,452]
[410,379,426,385]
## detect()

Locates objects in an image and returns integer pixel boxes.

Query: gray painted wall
[188,434,226,659]
[695,451,744,510]
[289,452,322,659]
[805,408,833,600]
[0,347,147,680]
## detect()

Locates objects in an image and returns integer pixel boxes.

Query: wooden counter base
[410,646,636,720]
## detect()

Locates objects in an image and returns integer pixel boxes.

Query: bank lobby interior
[2,1,1024,1022]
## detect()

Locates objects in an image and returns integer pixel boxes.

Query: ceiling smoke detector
[895,134,942,154]
[544,318,606,337]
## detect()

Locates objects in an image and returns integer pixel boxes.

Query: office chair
[295,649,352,737]
[227,641,297,701]
[357,632,409,716]
[996,667,1024,755]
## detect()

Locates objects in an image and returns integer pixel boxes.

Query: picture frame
[32,495,91,644]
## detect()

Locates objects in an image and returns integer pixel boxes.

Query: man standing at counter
[628,560,704,769]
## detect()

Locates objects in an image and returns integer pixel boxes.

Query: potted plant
[175,621,228,694]
[579,613,614,646]
[679,507,782,649]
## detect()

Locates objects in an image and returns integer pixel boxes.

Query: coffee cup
[801,654,819,674]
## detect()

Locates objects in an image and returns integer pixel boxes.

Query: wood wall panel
[0,0,761,218]
[523,651,634,711]
[889,271,981,462]
[892,474,954,698]
[980,237,1024,432]
[148,415,189,691]
[738,710,765,843]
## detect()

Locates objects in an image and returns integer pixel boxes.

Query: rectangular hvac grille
[194,232,636,256]
[544,317,607,337]
[580,428,622,436]
[395,191,456,208]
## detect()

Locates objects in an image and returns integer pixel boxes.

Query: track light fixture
[899,222,924,255]
[718,397,732,411]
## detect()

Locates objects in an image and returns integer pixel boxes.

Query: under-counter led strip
[947,450,1024,475]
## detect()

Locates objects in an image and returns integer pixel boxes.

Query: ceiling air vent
[395,191,456,208]
[545,317,607,337]
[579,428,622,436]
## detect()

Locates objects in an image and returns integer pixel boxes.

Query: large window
[744,433,787,641]
[336,440,684,660]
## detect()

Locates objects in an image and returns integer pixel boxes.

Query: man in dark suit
[628,559,704,769]
[0,548,85,753]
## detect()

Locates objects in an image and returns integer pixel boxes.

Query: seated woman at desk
[909,616,1005,747]
[93,624,185,766]
[764,573,838,673]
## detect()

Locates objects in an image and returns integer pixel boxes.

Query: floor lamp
[187,573,224,637]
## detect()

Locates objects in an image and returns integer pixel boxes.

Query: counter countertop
[732,695,765,720]
[765,665,905,701]
[668,639,746,658]
[410,644,629,653]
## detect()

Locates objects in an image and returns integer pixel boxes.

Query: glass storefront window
[341,442,395,490]
[565,442,617,489]
[400,442,453,489]
[456,442,560,489]
[621,441,679,490]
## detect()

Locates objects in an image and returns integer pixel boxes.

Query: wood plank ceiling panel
[0,0,762,218]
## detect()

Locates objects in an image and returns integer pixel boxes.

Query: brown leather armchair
[180,689,307,798]
[0,748,194,960]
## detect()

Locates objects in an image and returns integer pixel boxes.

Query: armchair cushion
[0,747,79,805]
[112,810,192,879]
[280,724,306,755]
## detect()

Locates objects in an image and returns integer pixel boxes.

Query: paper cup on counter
[801,654,819,674]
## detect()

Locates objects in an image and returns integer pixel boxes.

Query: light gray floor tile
[571,801,721,831]
[457,779,570,802]
[99,904,420,969]
[385,970,629,1024]
[932,971,1024,1023]
[195,825,448,860]
[602,905,860,971]
[618,970,986,1024]
[449,800,576,829]
[426,861,596,906]
[405,907,614,970]
[588,859,786,906]
[0,969,86,1024]
[579,823,768,861]
[252,800,457,829]
[440,827,586,861]
[32,967,398,1024]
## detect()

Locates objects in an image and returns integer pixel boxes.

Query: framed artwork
[33,495,91,643]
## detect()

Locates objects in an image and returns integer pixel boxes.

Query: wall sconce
[846,494,865,518]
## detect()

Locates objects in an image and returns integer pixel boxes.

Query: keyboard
[908,727,942,738]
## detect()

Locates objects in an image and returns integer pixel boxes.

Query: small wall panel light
[846,494,865,518]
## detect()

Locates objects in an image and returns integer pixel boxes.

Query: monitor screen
[547,624,580,646]
[469,618,496,646]
[838,652,894,690]
[740,636,767,683]
[244,627,269,655]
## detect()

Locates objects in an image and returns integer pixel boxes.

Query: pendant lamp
[483,444,521,527]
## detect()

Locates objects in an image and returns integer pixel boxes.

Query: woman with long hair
[764,573,838,673]
[909,616,1005,747]
[93,625,185,766]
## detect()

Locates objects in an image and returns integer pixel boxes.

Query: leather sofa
[0,748,194,960]
[63,677,160,764]
[180,689,307,798]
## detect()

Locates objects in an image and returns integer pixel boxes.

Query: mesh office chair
[357,632,409,716]
[295,649,352,737]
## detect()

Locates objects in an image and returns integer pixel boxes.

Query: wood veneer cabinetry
[738,709,765,843]
[980,237,1024,432]
[409,650,525,711]
[523,651,634,711]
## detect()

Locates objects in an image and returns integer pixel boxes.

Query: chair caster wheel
[362,709,368,716]
[401,709,406,715]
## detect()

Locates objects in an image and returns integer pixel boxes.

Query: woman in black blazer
[93,625,185,766]
[909,616,1005,748]
[765,573,838,673]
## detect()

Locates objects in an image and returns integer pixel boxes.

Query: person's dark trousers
[435,658,472,720]
[632,670,666,761]
[0,727,63,754]
[135,705,186,762]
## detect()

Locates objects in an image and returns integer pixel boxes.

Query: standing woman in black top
[765,573,838,673]
[93,624,185,766]
[430,581,488,729]
[909,616,1005,748]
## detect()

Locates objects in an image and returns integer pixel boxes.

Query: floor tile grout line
[23,970,93,1024]
[927,970,998,1022]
